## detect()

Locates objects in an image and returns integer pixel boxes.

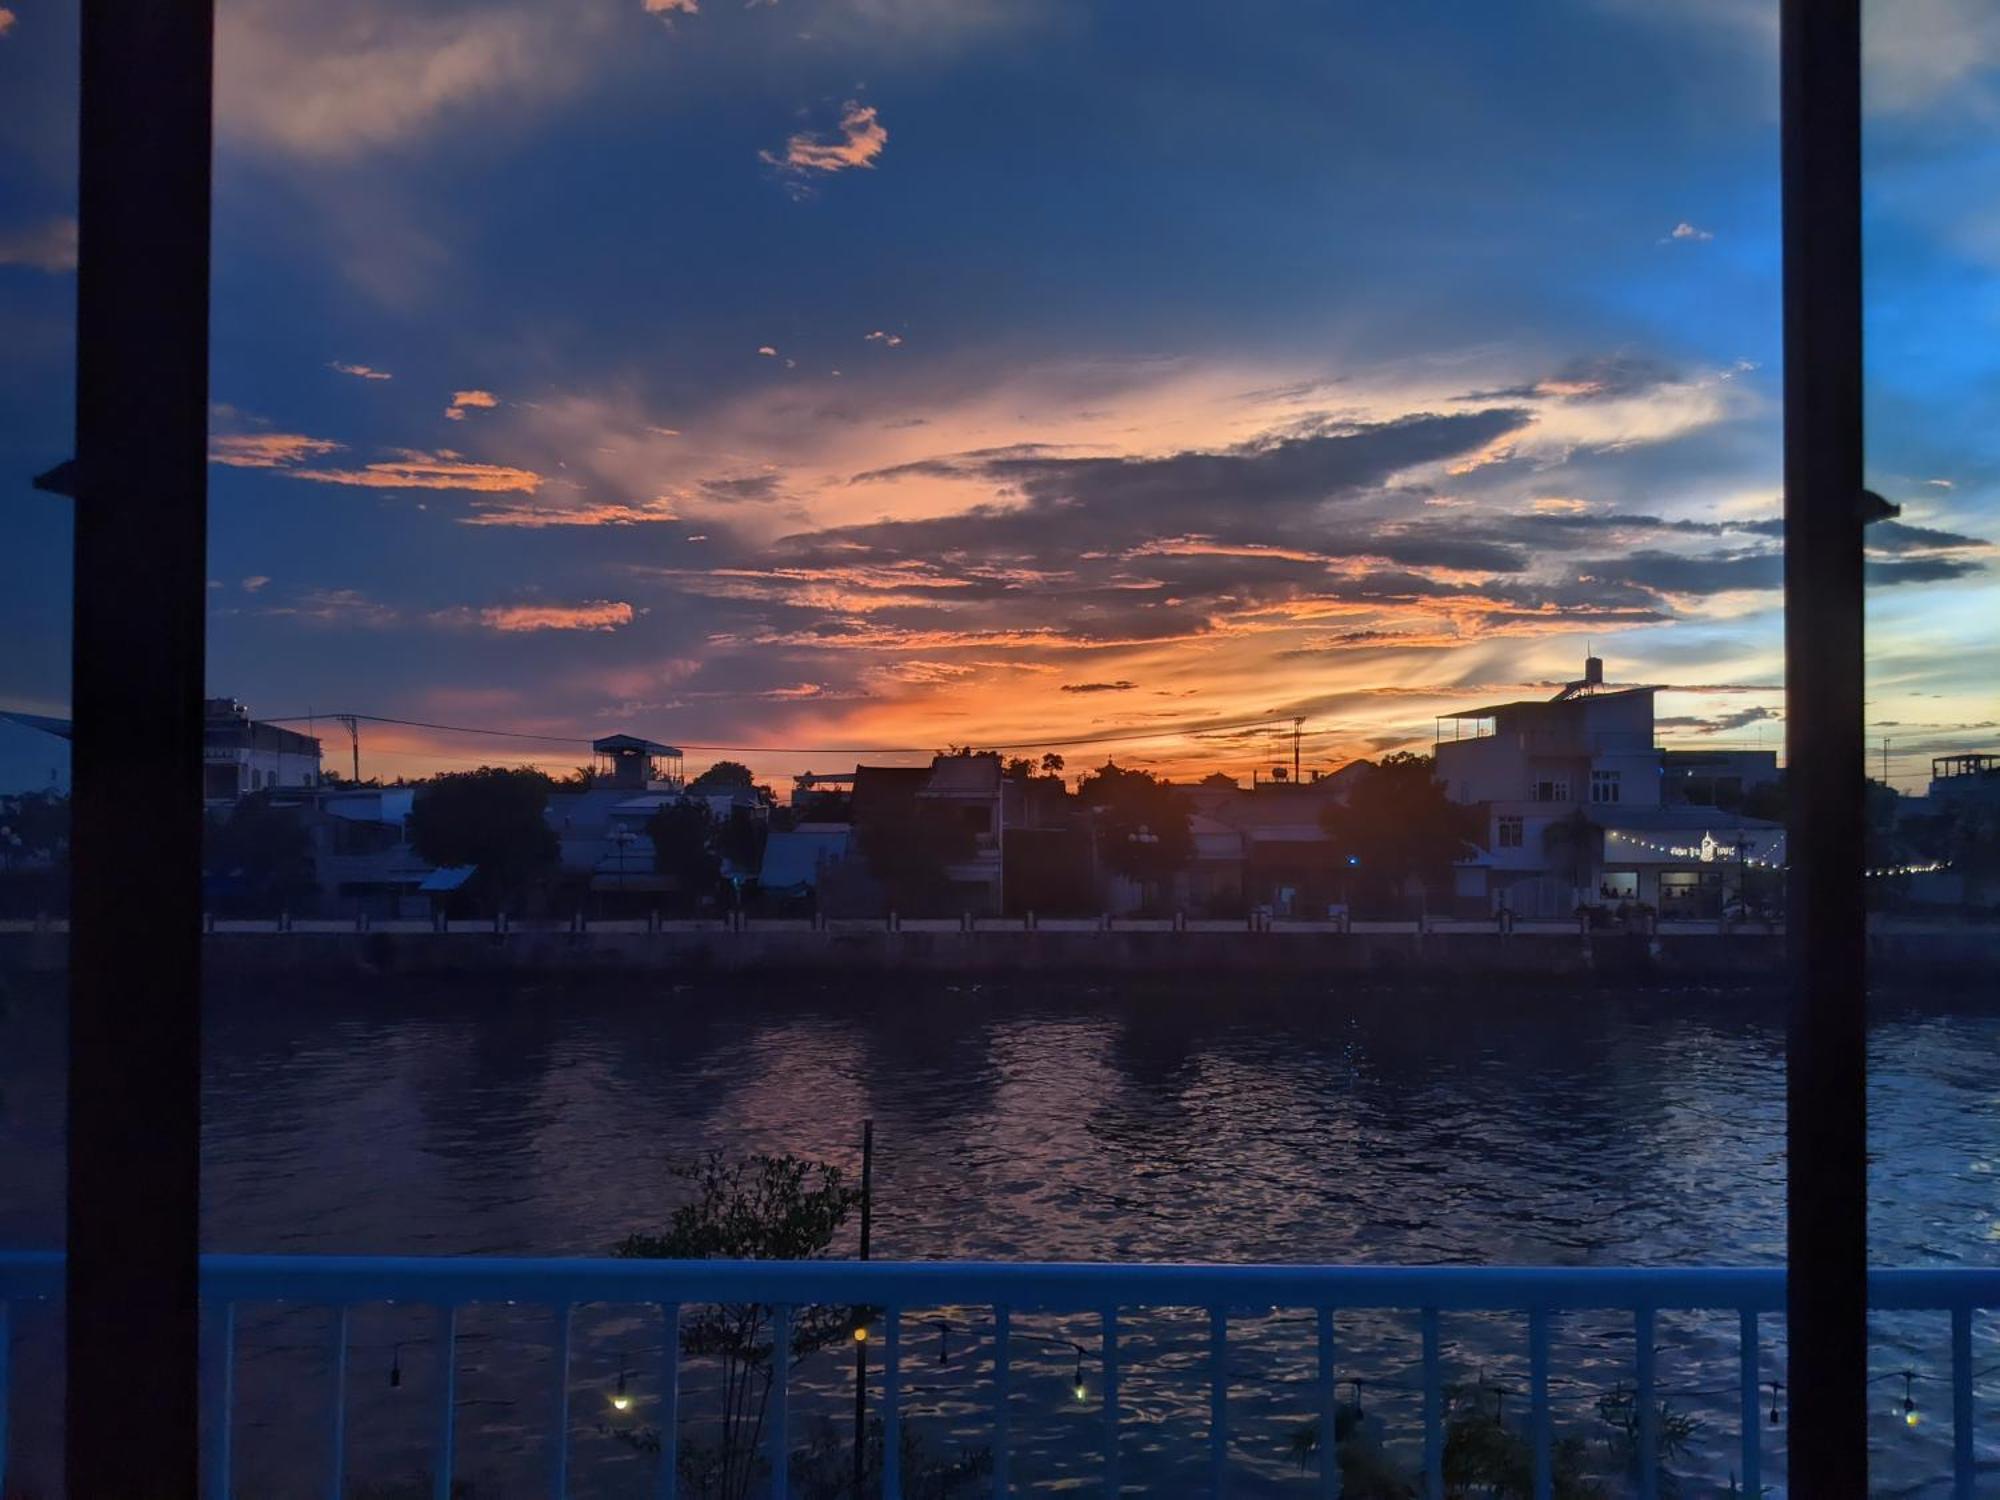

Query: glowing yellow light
[854,1326,869,1343]
[612,1393,633,1412]
[1074,1383,1088,1402]
[1905,1408,1921,1427]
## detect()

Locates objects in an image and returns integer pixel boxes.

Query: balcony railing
[1,1254,1992,1499]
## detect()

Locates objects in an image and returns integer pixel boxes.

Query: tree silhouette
[1319,753,1480,910]
[1077,762,1193,903]
[407,767,560,912]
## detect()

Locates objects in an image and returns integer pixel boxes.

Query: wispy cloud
[1667,221,1714,242]
[445,389,500,421]
[463,601,637,632]
[215,0,614,160]
[642,0,698,12]
[0,216,77,272]
[762,101,888,184]
[865,330,904,347]
[261,588,402,628]
[330,360,392,381]
[459,497,682,527]
[210,432,345,468]
[242,576,271,593]
[289,449,543,493]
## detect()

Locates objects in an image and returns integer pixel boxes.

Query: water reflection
[0,976,1994,1492]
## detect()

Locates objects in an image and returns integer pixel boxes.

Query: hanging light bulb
[1073,1351,1087,1402]
[853,1323,869,1343]
[611,1367,632,1413]
[1901,1370,1919,1428]
[389,1343,403,1390]
[1767,1380,1782,1427]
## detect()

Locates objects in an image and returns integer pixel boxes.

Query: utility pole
[1881,736,1890,788]
[1292,716,1303,784]
[853,1118,874,1495]
[334,713,360,784]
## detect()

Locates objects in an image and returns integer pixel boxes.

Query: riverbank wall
[5,918,1995,981]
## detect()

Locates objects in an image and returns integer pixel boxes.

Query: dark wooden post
[1781,1,1867,1490]
[67,0,214,1494]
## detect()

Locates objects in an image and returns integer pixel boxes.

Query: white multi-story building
[1434,660,1782,918]
[203,698,322,802]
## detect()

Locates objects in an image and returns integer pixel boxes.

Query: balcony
[2,1253,1992,1498]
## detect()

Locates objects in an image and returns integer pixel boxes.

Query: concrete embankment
[4,920,1994,981]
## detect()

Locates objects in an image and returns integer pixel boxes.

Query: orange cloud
[469,601,636,632]
[762,102,887,176]
[460,498,681,527]
[0,10,15,38]
[446,388,500,421]
[210,432,345,468]
[643,0,698,11]
[330,360,392,380]
[290,449,543,493]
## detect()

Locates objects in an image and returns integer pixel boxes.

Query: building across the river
[1434,660,1783,918]
[203,698,322,802]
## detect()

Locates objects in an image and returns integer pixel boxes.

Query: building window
[1591,770,1622,804]
[1531,779,1569,803]
[1497,815,1523,849]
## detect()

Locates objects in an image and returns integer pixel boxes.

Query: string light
[1073,1349,1088,1403]
[1603,827,1948,878]
[1767,1380,1783,1427]
[1900,1370,1919,1428]
[1603,829,1787,868]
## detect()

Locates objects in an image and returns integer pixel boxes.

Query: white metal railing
[0,1254,1993,1498]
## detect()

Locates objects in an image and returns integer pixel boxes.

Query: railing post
[1209,1308,1228,1497]
[770,1304,791,1500]
[1104,1307,1120,1496]
[1317,1307,1339,1500]
[327,1305,349,1500]
[1420,1307,1441,1500]
[992,1307,1011,1500]
[1953,1304,1974,1500]
[883,1309,902,1500]
[1635,1305,1657,1500]
[549,1303,571,1500]
[1,1300,11,1494]
[206,1301,235,1500]
[1738,1309,1760,1500]
[434,1304,457,1500]
[657,1303,680,1500]
[1529,1307,1550,1500]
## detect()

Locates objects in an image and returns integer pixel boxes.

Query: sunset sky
[1,0,1996,792]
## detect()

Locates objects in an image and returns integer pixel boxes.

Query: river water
[2,974,1996,1496]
